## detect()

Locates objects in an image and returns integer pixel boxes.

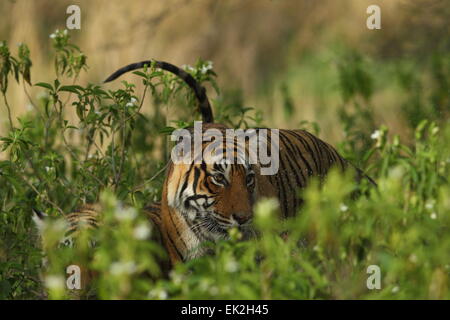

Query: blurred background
[0,0,449,143]
[1,0,449,300]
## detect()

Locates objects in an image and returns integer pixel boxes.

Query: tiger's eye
[213,173,225,183]
[246,174,255,186]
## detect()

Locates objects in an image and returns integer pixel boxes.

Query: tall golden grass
[0,0,447,141]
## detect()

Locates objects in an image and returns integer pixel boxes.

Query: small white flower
[182,64,195,72]
[209,286,219,295]
[371,130,381,140]
[431,126,439,135]
[255,198,279,220]
[200,61,213,74]
[133,223,151,240]
[409,254,418,263]
[45,166,51,172]
[199,279,212,291]
[157,290,168,299]
[391,286,399,293]
[148,289,168,300]
[110,261,137,275]
[45,275,65,290]
[425,202,434,210]
[63,29,68,36]
[114,206,137,221]
[430,212,437,220]
[340,203,348,212]
[169,271,183,285]
[125,98,137,107]
[49,33,56,39]
[225,259,238,273]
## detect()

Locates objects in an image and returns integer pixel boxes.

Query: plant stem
[2,92,14,130]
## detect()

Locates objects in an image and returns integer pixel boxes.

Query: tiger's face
[166,160,257,242]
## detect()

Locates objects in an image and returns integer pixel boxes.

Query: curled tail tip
[103,72,118,83]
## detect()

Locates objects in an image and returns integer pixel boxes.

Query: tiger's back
[259,128,348,218]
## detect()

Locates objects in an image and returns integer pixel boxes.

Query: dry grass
[0,0,447,141]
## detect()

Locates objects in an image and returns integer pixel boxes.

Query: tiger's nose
[232,213,251,225]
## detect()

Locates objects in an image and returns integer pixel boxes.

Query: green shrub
[0,31,448,300]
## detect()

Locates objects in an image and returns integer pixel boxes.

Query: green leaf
[132,71,148,78]
[59,85,80,94]
[34,82,53,90]
[159,126,176,135]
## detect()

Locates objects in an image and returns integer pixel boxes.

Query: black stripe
[284,130,317,176]
[280,131,311,182]
[168,209,189,251]
[164,228,184,262]
[192,167,201,193]
[278,132,306,187]
[203,178,215,195]
[277,133,304,215]
[179,163,194,197]
[301,130,325,175]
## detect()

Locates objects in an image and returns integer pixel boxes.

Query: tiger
[33,204,101,249]
[103,59,376,265]
[32,202,167,297]
[32,204,101,298]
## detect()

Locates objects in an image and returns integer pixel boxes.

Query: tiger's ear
[32,208,48,235]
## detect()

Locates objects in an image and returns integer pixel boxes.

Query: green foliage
[50,29,87,78]
[336,49,377,166]
[40,191,165,300]
[151,140,449,299]
[0,31,212,298]
[395,51,450,129]
[0,30,448,300]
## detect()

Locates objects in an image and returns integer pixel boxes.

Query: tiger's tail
[104,60,214,123]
